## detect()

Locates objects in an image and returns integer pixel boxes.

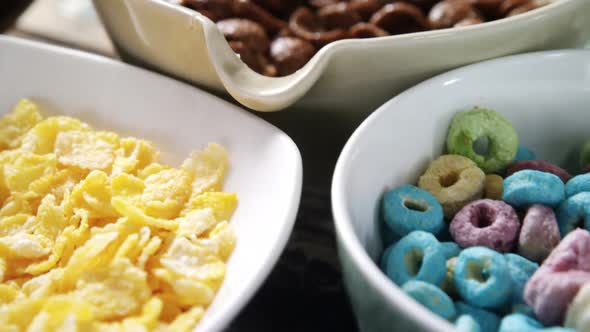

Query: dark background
[226,111,364,331]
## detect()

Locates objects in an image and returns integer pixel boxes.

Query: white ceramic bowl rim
[0,35,303,332]
[331,48,590,332]
[122,0,579,112]
[164,0,572,76]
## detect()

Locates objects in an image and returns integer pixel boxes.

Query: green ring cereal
[446,108,518,173]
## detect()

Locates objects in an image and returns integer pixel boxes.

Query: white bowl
[331,49,590,332]
[0,36,302,332]
[92,0,590,113]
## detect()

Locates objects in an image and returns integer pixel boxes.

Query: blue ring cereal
[441,241,461,259]
[498,313,544,332]
[504,253,538,304]
[502,170,565,208]
[455,301,500,332]
[402,280,456,320]
[455,314,482,332]
[454,247,511,309]
[565,173,590,198]
[556,192,590,236]
[381,231,446,286]
[382,184,444,238]
[514,145,536,162]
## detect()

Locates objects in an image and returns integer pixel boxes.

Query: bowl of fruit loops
[331,49,590,332]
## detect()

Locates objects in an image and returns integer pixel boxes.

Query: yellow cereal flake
[142,168,192,219]
[111,197,178,231]
[0,233,51,259]
[35,194,67,240]
[112,138,159,175]
[176,208,218,239]
[0,214,32,237]
[0,257,5,282]
[71,258,150,320]
[137,236,162,269]
[60,232,119,288]
[155,292,183,323]
[0,100,42,151]
[28,168,85,204]
[0,195,31,218]
[26,226,78,275]
[55,131,119,170]
[0,284,19,304]
[0,298,45,330]
[164,305,205,332]
[182,143,228,195]
[4,153,57,193]
[56,215,90,268]
[137,163,170,180]
[0,100,235,331]
[16,296,93,332]
[114,233,139,260]
[93,297,163,332]
[110,173,145,198]
[71,170,117,218]
[159,237,226,283]
[209,221,237,261]
[183,191,238,222]
[19,116,90,154]
[21,268,64,299]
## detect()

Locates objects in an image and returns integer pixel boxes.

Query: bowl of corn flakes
[0,35,302,332]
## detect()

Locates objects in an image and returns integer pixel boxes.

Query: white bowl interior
[0,36,302,332]
[333,50,590,331]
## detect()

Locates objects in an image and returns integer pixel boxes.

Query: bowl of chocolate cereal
[93,0,590,112]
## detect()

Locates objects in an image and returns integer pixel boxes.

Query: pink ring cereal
[536,228,590,273]
[524,270,590,326]
[524,229,590,325]
[517,204,561,263]
[450,199,519,252]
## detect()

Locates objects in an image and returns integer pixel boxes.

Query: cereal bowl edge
[331,49,590,332]
[93,0,590,112]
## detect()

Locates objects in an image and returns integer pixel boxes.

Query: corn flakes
[0,99,42,150]
[54,131,118,171]
[0,100,237,331]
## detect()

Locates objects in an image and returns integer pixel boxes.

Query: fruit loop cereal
[378,106,590,331]
[0,99,237,331]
